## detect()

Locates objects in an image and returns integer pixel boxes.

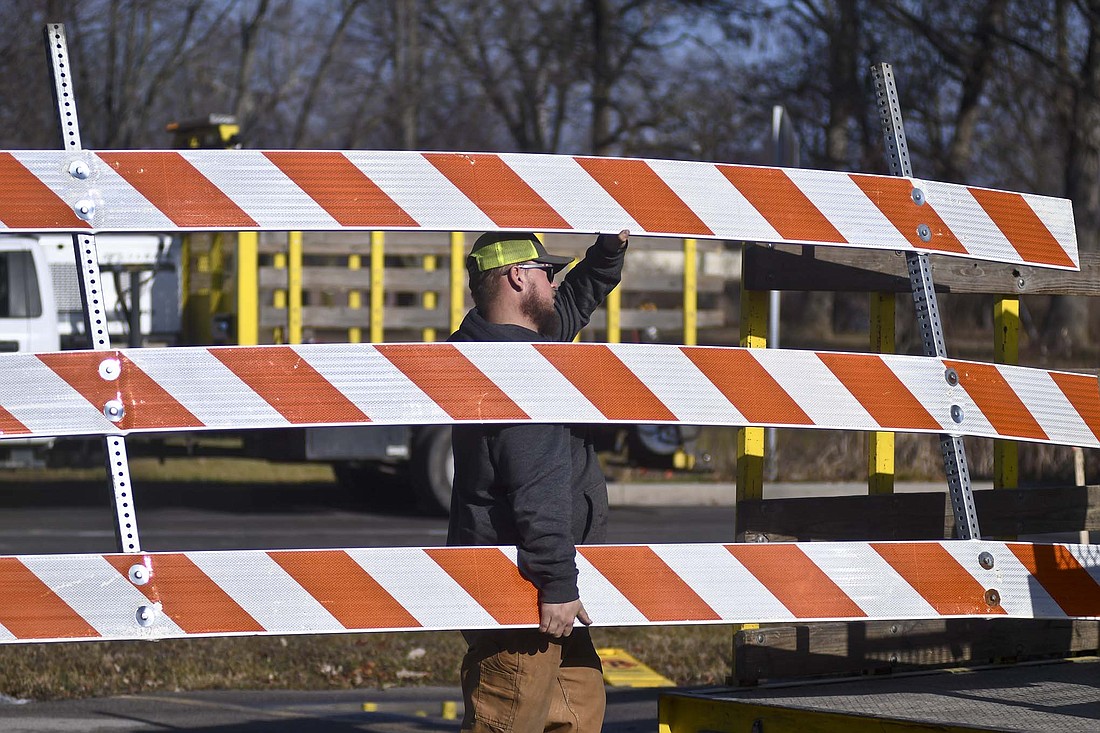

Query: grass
[0,627,736,701]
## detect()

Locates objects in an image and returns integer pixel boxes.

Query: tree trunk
[1045,0,1100,356]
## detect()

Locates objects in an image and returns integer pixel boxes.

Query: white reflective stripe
[0,356,113,436]
[965,543,1066,619]
[884,356,953,432]
[344,152,493,231]
[574,551,650,626]
[1003,367,1098,447]
[1027,193,1079,268]
[21,555,185,638]
[10,152,86,213]
[186,551,342,634]
[610,345,747,424]
[125,348,285,428]
[87,155,178,232]
[789,169,910,250]
[652,544,795,621]
[1056,543,1100,588]
[500,153,639,233]
[300,344,452,423]
[755,350,875,429]
[346,548,496,629]
[460,343,606,423]
[800,544,938,619]
[185,152,340,229]
[647,159,780,242]
[0,622,14,641]
[923,181,1019,264]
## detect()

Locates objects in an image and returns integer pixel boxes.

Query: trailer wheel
[411,426,453,515]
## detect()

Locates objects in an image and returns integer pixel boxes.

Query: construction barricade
[1,26,1096,731]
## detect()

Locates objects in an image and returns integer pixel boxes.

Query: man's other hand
[597,229,630,254]
[539,599,592,638]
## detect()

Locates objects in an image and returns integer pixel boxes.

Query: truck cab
[0,237,59,467]
[0,237,59,354]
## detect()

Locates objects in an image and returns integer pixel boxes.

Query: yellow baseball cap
[467,232,574,273]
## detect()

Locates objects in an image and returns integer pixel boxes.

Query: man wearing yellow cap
[449,229,629,732]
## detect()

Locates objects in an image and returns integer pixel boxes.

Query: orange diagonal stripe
[0,558,99,640]
[872,543,1006,616]
[0,153,89,229]
[968,188,1076,268]
[817,352,941,431]
[426,548,539,625]
[210,346,370,425]
[718,165,845,243]
[269,550,421,629]
[37,352,204,431]
[575,157,713,235]
[1007,544,1100,617]
[375,344,528,421]
[682,347,812,425]
[850,174,967,254]
[1050,371,1100,442]
[264,151,418,227]
[0,404,30,436]
[727,544,865,618]
[105,554,264,634]
[424,153,570,230]
[580,546,720,622]
[99,152,257,228]
[945,360,1048,441]
[534,344,676,421]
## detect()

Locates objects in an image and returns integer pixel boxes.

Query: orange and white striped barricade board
[0,541,1095,643]
[0,342,1096,449]
[0,150,1078,269]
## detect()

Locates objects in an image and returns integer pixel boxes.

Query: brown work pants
[459,627,606,733]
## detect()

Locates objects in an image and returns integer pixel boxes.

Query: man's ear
[503,264,523,292]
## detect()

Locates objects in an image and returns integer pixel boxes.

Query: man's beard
[521,287,559,338]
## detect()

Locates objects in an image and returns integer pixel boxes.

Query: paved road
[0,475,739,555]
[0,475,726,732]
[0,686,665,732]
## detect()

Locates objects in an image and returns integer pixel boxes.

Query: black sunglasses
[515,263,556,283]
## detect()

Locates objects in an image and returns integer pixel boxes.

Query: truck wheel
[411,426,453,515]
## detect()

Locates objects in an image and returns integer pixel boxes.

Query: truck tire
[411,425,453,515]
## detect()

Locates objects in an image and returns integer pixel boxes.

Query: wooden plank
[258,267,450,290]
[737,485,1100,542]
[259,306,448,330]
[736,492,948,542]
[744,244,1100,296]
[257,232,725,256]
[733,619,1100,685]
[258,305,725,332]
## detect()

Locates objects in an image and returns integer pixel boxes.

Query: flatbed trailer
[660,656,1100,732]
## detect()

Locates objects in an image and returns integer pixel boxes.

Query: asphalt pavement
[0,686,665,732]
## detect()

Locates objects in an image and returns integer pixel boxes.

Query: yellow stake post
[993,297,1020,490]
[347,252,362,344]
[737,286,768,505]
[682,238,697,347]
[235,232,259,345]
[422,254,438,343]
[287,231,303,345]
[370,232,385,343]
[868,292,895,495]
[450,232,466,335]
[272,250,287,344]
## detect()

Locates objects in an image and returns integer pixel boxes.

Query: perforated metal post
[873,62,981,539]
[45,24,141,553]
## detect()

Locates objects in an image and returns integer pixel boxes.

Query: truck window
[0,252,43,318]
